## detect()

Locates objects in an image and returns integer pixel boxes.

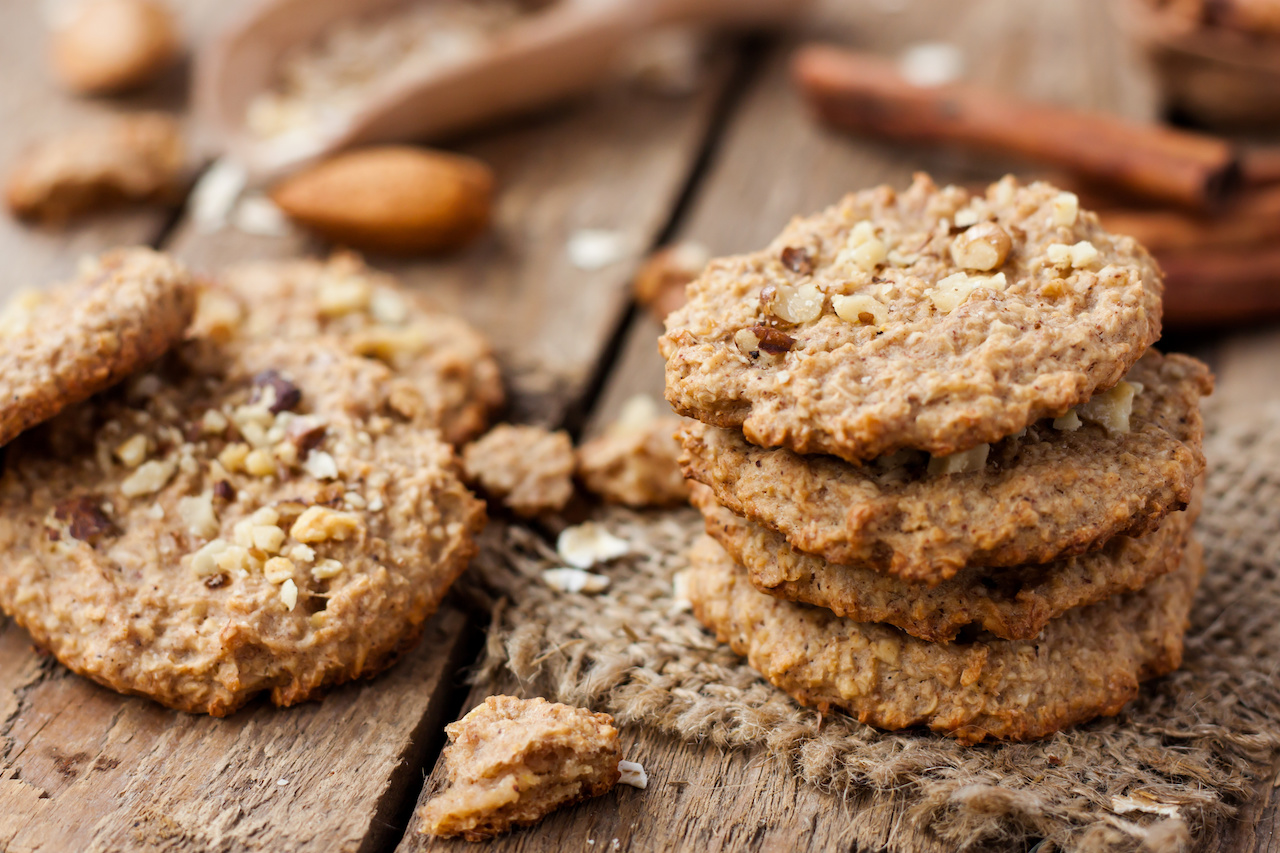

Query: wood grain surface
[0,0,1277,850]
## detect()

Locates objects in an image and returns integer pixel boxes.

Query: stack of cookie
[0,249,500,715]
[661,175,1213,743]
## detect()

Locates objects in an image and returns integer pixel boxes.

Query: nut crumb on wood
[420,695,621,841]
[557,522,630,569]
[462,424,574,517]
[5,113,185,224]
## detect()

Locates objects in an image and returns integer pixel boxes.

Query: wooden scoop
[196,0,802,180]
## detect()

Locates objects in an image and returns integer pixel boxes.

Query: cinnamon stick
[792,44,1240,212]
[1242,147,1280,187]
[1098,185,1280,253]
[1161,246,1280,327]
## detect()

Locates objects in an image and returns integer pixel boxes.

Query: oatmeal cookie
[686,536,1203,743]
[463,424,575,517]
[0,336,485,715]
[661,174,1163,462]
[193,253,503,445]
[0,247,193,448]
[691,481,1196,642]
[420,695,621,840]
[680,351,1211,583]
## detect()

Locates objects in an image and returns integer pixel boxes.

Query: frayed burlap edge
[460,403,1280,853]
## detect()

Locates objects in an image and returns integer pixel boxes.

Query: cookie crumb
[462,424,574,517]
[577,397,687,508]
[419,695,621,841]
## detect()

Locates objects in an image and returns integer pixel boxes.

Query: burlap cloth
[461,403,1280,852]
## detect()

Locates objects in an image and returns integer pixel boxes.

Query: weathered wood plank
[0,606,476,853]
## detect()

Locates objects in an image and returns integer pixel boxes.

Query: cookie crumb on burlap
[459,403,1280,852]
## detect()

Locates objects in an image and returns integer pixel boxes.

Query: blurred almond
[270,147,494,255]
[50,0,180,95]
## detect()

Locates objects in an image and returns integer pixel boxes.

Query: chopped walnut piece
[780,246,815,276]
[114,434,149,468]
[290,505,364,543]
[419,696,621,841]
[263,557,295,584]
[950,222,1011,271]
[279,579,299,610]
[120,458,176,497]
[252,370,302,413]
[244,448,277,477]
[767,283,824,324]
[832,294,887,326]
[926,443,990,476]
[177,492,219,540]
[1051,192,1079,227]
[53,496,116,544]
[462,425,574,518]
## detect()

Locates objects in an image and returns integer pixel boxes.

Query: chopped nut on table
[5,113,185,224]
[577,395,688,508]
[420,695,623,841]
[49,0,180,95]
[462,424,575,517]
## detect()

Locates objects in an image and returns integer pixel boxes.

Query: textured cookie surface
[686,536,1202,743]
[0,247,193,448]
[420,695,621,841]
[681,351,1211,582]
[194,252,503,445]
[0,336,484,715]
[463,424,574,518]
[661,174,1163,461]
[691,481,1195,642]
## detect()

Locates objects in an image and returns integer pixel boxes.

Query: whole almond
[50,0,180,95]
[270,147,494,255]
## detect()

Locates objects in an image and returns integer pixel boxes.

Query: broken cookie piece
[420,695,622,841]
[462,424,574,517]
[5,113,185,223]
[577,396,687,508]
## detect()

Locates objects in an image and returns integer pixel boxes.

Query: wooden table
[1,0,1277,850]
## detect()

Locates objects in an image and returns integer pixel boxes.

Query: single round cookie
[661,174,1164,462]
[0,335,485,715]
[686,535,1202,743]
[680,350,1211,583]
[690,481,1195,642]
[193,252,503,446]
[0,247,193,447]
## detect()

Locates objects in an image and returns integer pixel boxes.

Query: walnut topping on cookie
[0,335,485,715]
[192,253,503,445]
[661,174,1164,462]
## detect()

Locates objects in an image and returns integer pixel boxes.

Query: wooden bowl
[1121,0,1280,130]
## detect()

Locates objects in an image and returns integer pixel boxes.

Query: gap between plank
[559,35,773,442]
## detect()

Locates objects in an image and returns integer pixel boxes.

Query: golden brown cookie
[576,397,687,508]
[0,247,193,448]
[0,335,485,715]
[686,535,1202,743]
[194,253,503,445]
[661,174,1163,462]
[680,351,1211,583]
[421,695,621,840]
[691,481,1196,642]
